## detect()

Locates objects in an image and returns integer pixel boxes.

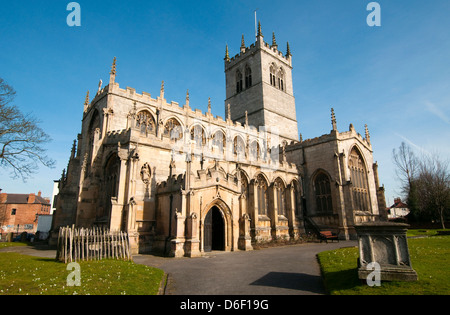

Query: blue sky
[1,0,449,207]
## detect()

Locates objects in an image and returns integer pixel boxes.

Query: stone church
[51,24,387,257]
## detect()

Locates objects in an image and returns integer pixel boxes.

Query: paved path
[133,241,357,295]
[0,244,57,258]
[1,241,357,295]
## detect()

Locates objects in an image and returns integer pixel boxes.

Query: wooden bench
[319,231,339,243]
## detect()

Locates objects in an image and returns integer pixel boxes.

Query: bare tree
[416,154,450,229]
[393,142,449,228]
[0,78,55,181]
[392,142,420,218]
[392,142,418,195]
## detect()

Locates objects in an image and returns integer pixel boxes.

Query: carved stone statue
[140,162,152,185]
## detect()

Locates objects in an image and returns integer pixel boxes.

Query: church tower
[224,22,299,143]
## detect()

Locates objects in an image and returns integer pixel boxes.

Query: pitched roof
[2,194,50,205]
[390,200,409,209]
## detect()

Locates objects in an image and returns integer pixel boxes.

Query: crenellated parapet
[225,29,292,71]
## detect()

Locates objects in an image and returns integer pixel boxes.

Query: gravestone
[355,222,418,282]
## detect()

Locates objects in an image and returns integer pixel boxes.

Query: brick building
[0,191,51,234]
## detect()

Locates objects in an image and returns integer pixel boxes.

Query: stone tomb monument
[355,222,418,282]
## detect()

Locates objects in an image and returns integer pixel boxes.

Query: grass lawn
[407,229,450,237]
[0,252,165,295]
[317,235,450,295]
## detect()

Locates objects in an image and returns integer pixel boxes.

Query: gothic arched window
[236,70,243,93]
[245,65,252,89]
[191,125,206,148]
[233,136,246,161]
[314,172,333,214]
[349,147,371,212]
[249,140,260,162]
[270,64,276,87]
[274,178,286,217]
[163,118,183,141]
[256,174,268,216]
[136,111,156,136]
[212,130,226,155]
[278,68,285,91]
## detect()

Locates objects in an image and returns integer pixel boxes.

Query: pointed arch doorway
[204,206,225,252]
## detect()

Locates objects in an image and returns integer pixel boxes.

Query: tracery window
[269,64,286,92]
[136,111,156,136]
[314,172,333,214]
[249,140,260,162]
[212,131,226,154]
[163,118,183,141]
[278,68,285,91]
[275,178,286,217]
[233,136,246,161]
[256,174,268,216]
[191,125,206,148]
[270,64,276,87]
[349,147,370,212]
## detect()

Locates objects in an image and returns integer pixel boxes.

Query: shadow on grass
[322,268,362,294]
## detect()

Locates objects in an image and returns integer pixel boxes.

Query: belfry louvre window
[349,147,370,212]
[270,65,276,87]
[236,70,243,93]
[278,68,285,91]
[245,66,252,88]
[314,172,333,214]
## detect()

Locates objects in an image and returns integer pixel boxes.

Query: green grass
[0,253,165,295]
[407,229,450,237]
[318,235,450,295]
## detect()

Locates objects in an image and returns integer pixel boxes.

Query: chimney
[38,191,42,197]
[394,197,401,205]
[0,193,7,204]
[28,193,36,204]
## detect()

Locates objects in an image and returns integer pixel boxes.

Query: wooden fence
[56,226,131,263]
